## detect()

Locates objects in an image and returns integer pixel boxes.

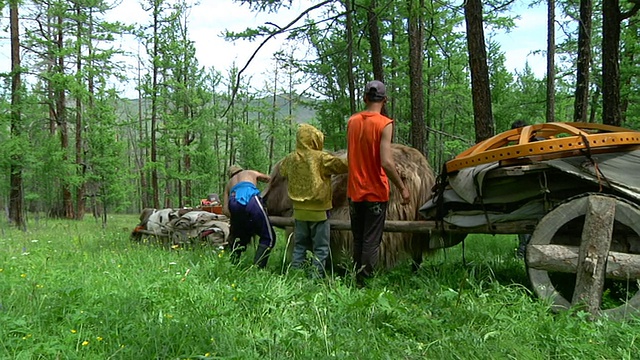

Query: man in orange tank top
[346,80,410,286]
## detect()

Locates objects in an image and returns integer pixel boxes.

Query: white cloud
[491,3,549,77]
[1,1,554,97]
[105,0,313,97]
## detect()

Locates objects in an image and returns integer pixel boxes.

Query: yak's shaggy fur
[262,144,436,271]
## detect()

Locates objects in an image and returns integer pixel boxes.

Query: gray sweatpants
[291,219,331,277]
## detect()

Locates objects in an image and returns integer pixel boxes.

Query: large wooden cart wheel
[526,193,640,319]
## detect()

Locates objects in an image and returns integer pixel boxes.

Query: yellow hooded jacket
[280,124,348,219]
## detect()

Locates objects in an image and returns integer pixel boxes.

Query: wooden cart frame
[271,123,640,320]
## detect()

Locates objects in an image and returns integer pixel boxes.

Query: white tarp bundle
[133,208,230,247]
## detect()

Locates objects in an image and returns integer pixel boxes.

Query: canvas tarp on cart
[420,149,640,228]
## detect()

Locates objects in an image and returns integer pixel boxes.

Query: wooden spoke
[526,193,640,320]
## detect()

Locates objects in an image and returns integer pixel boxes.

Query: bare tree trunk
[269,66,278,173]
[88,8,97,215]
[45,2,56,136]
[228,110,236,168]
[182,108,192,208]
[619,12,637,124]
[573,0,592,123]
[9,0,25,230]
[75,4,86,220]
[388,22,397,120]
[464,0,494,142]
[137,47,149,210]
[602,0,621,126]
[345,0,356,114]
[180,16,192,206]
[225,71,237,169]
[287,60,295,154]
[367,0,384,82]
[601,1,640,126]
[408,0,425,154]
[56,15,74,219]
[151,6,160,208]
[589,85,600,123]
[424,10,434,156]
[546,0,556,123]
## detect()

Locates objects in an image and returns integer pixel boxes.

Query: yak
[262,143,436,272]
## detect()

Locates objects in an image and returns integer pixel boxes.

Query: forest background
[1,0,639,229]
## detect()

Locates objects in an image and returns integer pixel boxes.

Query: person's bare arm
[222,181,232,217]
[253,170,271,183]
[380,124,410,204]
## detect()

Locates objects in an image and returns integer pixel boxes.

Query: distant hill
[117,94,316,124]
[253,93,316,124]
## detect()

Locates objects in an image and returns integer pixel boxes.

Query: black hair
[511,120,527,129]
[365,89,386,103]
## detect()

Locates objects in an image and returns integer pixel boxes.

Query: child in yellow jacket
[279,124,348,277]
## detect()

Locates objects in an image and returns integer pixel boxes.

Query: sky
[1,0,550,99]
[105,0,316,98]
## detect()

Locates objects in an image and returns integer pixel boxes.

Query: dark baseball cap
[365,80,386,99]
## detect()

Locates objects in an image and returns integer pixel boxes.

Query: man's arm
[254,170,271,183]
[222,181,231,217]
[380,124,410,204]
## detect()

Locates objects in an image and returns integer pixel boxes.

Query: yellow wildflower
[82,341,89,346]
[96,336,103,341]
[71,329,77,334]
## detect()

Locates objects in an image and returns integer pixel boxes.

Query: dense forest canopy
[1,0,639,228]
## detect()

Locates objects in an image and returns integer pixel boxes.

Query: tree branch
[621,0,640,20]
[221,0,333,118]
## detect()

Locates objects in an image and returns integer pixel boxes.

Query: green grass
[1,215,639,359]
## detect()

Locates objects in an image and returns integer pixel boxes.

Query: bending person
[223,165,276,268]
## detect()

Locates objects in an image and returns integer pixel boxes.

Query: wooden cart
[275,122,640,320]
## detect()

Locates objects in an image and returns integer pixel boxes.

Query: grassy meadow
[1,214,639,359]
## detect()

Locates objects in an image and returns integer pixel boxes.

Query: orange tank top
[346,111,392,202]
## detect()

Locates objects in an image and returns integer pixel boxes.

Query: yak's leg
[411,253,423,273]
